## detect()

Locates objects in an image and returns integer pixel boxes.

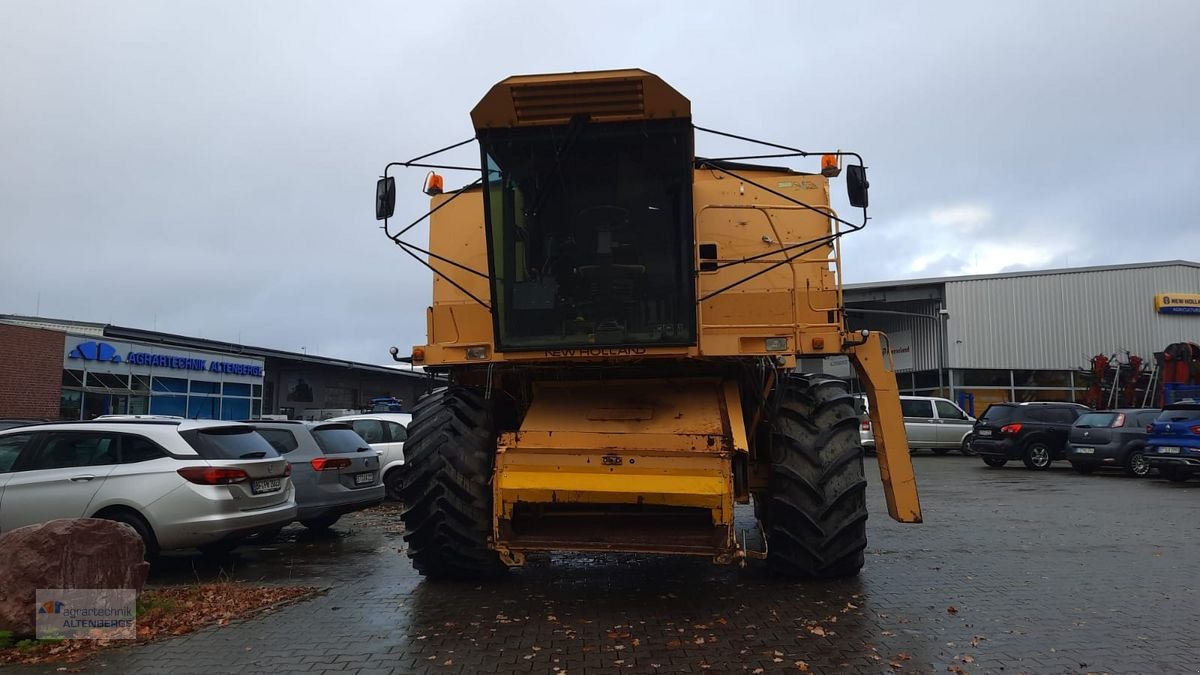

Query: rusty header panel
[471,68,691,129]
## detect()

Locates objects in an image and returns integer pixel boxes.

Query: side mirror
[376,177,396,220]
[846,164,869,209]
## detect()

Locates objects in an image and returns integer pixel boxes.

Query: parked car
[855,395,976,455]
[1144,400,1200,482]
[325,413,410,500]
[1065,408,1161,476]
[971,402,1090,470]
[247,421,384,530]
[0,419,295,556]
[0,419,45,432]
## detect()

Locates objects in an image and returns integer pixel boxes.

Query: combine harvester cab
[375,69,920,580]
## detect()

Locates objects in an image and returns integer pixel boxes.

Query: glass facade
[60,349,264,421]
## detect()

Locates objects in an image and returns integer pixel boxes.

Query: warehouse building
[834,260,1200,415]
[0,315,430,421]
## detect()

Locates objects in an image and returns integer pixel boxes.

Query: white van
[854,395,976,455]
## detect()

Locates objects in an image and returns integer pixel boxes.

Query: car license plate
[1158,446,1181,454]
[252,477,282,494]
[354,472,374,486]
[978,429,992,437]
[1075,447,1094,454]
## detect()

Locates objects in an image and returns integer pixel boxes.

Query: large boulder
[0,518,150,637]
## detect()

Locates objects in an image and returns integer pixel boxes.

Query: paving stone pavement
[9,456,1200,674]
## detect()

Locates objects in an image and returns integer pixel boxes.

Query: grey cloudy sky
[2,1,1197,364]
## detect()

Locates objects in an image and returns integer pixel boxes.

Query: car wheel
[1162,468,1191,483]
[982,456,1007,468]
[1126,450,1151,478]
[960,435,977,456]
[1022,442,1053,470]
[384,468,404,501]
[1070,462,1096,475]
[98,509,159,559]
[301,514,341,531]
[931,448,951,456]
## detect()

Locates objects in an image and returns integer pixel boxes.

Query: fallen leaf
[667,639,682,649]
[694,637,706,645]
[947,606,959,614]
[795,661,810,671]
[808,626,827,637]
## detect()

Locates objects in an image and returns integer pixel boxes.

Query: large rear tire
[399,386,506,580]
[762,374,868,579]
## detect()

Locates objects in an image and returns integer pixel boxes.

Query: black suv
[971,402,1091,470]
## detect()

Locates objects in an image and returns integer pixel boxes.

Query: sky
[2,1,1197,364]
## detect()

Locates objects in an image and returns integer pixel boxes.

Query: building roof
[845,259,1200,292]
[0,315,426,380]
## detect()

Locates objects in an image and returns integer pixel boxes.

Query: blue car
[1145,400,1200,482]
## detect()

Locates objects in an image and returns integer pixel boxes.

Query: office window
[188,396,220,419]
[190,380,220,394]
[60,390,83,420]
[87,372,129,389]
[221,397,250,421]
[150,395,187,417]
[152,377,188,393]
[223,383,252,397]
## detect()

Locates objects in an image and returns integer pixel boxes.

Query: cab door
[0,431,119,532]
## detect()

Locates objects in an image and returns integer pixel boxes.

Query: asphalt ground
[9,455,1200,675]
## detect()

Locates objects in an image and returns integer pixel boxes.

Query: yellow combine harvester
[375,69,921,579]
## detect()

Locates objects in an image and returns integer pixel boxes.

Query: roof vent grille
[511,79,645,123]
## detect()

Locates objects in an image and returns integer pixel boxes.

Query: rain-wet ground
[9,456,1200,674]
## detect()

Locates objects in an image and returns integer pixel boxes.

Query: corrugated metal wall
[846,300,943,372]
[946,265,1200,370]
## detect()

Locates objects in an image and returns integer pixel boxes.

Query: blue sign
[68,341,122,363]
[69,341,263,378]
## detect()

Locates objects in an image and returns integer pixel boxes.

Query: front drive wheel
[399,386,505,580]
[1022,442,1053,470]
[982,456,1008,468]
[762,374,867,579]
